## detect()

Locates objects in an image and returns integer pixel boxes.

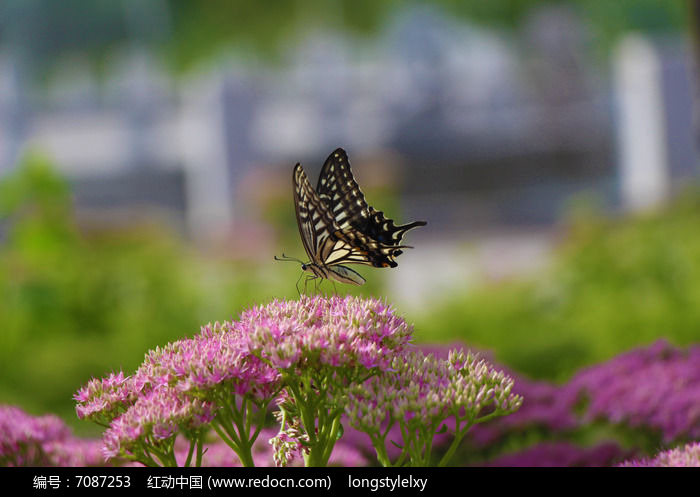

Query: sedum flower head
[435,340,700,451]
[1,405,105,466]
[133,322,281,400]
[75,321,282,430]
[74,371,135,423]
[237,295,413,373]
[102,387,215,460]
[564,340,700,442]
[269,428,309,467]
[345,348,522,433]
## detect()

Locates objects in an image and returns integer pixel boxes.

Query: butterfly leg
[295,271,305,297]
[303,274,316,294]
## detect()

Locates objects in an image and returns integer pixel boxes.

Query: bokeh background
[0,0,696,439]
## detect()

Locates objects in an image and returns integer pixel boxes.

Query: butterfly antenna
[275,253,306,265]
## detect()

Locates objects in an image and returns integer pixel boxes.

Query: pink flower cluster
[74,312,284,461]
[619,442,700,467]
[0,403,367,468]
[0,405,104,466]
[342,347,522,466]
[345,348,521,433]
[238,296,413,372]
[75,296,415,465]
[134,321,280,400]
[437,340,700,446]
[74,371,135,424]
[566,340,700,442]
[420,340,700,466]
[102,387,216,460]
[70,294,700,468]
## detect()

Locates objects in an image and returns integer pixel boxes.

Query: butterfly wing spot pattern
[278,147,426,293]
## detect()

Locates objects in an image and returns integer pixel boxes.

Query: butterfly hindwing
[328,264,366,285]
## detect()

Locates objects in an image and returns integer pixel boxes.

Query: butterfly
[276,148,426,290]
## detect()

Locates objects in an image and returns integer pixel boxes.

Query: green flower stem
[287,379,317,444]
[212,422,254,467]
[435,407,516,467]
[184,438,196,467]
[377,422,397,467]
[196,431,204,467]
[405,424,434,466]
[319,412,343,464]
[437,417,473,467]
[128,443,161,467]
[210,394,268,467]
[418,426,436,466]
[181,430,206,467]
[285,371,345,467]
[145,440,177,466]
[371,432,392,467]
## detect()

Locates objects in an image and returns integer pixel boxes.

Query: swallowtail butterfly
[277,148,426,288]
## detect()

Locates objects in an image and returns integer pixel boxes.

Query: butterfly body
[301,261,366,286]
[284,148,425,288]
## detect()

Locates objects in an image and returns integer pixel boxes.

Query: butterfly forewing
[316,148,427,249]
[293,163,340,265]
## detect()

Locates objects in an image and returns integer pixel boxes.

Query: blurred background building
[0,0,695,307]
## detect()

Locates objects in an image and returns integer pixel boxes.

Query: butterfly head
[301,262,318,275]
[275,253,325,277]
[301,262,327,280]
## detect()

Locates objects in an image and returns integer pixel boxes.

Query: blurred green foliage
[167,0,688,68]
[1,0,686,73]
[166,0,688,69]
[417,192,700,382]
